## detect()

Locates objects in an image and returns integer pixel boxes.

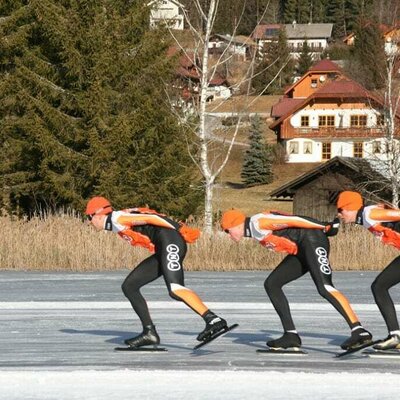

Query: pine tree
[241,115,273,187]
[346,20,386,90]
[0,0,202,218]
[283,0,298,23]
[252,28,295,94]
[297,41,314,75]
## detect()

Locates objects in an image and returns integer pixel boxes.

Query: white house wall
[150,0,184,30]
[290,107,380,129]
[285,106,390,162]
[285,138,390,162]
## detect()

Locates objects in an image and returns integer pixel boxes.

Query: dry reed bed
[0,215,397,271]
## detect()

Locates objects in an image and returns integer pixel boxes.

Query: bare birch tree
[157,0,290,232]
[381,49,400,206]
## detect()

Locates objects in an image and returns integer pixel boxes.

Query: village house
[208,34,257,61]
[252,22,333,59]
[148,0,185,30]
[167,47,231,108]
[269,59,400,163]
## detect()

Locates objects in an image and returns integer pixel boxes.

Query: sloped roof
[271,98,304,118]
[269,156,390,199]
[253,23,333,40]
[308,59,342,72]
[210,34,256,47]
[252,24,282,40]
[284,23,333,39]
[314,78,371,97]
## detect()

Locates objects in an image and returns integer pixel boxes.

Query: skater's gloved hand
[324,217,340,237]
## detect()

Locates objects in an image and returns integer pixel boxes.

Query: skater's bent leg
[264,255,306,332]
[301,237,359,328]
[155,230,210,316]
[371,256,400,332]
[121,255,161,327]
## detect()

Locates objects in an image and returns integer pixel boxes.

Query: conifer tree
[241,115,273,187]
[346,20,386,90]
[253,28,294,94]
[0,0,201,218]
[297,41,314,75]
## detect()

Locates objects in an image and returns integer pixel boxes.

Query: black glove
[324,217,340,237]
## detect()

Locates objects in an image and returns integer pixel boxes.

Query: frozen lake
[0,270,399,399]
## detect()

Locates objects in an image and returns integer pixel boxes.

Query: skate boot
[340,326,372,350]
[373,333,400,350]
[267,332,302,350]
[124,324,160,348]
[197,312,228,341]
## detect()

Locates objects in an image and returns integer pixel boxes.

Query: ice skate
[340,326,372,350]
[197,315,228,342]
[373,334,400,350]
[266,332,302,350]
[124,324,160,348]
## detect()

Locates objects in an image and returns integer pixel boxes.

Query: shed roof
[268,156,390,199]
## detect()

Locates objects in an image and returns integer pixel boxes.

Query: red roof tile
[313,78,369,97]
[271,98,304,118]
[309,59,341,72]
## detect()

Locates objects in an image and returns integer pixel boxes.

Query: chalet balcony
[289,126,386,138]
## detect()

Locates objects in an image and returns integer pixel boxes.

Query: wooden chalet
[268,156,392,220]
[270,59,400,163]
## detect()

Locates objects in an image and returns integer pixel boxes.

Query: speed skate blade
[114,346,167,352]
[193,323,239,350]
[257,348,307,355]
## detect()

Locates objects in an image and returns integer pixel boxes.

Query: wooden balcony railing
[287,127,386,138]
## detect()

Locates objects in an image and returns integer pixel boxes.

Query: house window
[319,115,335,127]
[377,114,385,126]
[353,142,363,158]
[289,141,299,154]
[311,79,318,88]
[322,142,331,160]
[350,115,367,127]
[303,142,313,154]
[301,116,309,127]
[372,141,381,154]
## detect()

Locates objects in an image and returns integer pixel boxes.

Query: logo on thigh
[167,244,181,271]
[316,247,331,275]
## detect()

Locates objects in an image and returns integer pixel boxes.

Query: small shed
[268,156,392,220]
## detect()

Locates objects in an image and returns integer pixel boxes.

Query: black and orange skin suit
[104,208,207,327]
[244,211,361,332]
[356,205,400,332]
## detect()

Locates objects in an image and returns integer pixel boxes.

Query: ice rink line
[0,301,384,311]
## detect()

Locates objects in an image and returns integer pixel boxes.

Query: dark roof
[269,156,390,199]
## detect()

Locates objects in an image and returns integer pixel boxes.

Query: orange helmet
[85,196,113,216]
[221,209,246,231]
[337,191,363,211]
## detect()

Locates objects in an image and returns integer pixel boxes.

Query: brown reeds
[0,213,397,271]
